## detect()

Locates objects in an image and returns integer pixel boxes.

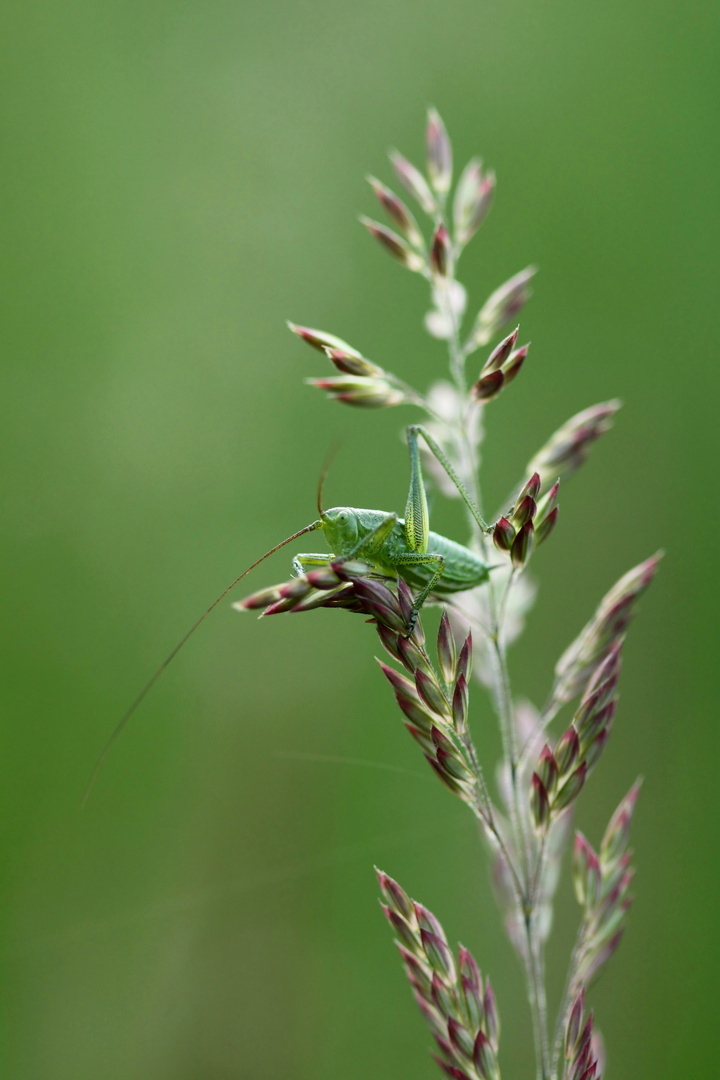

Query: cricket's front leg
[338,512,398,565]
[293,553,336,577]
[406,425,491,534]
[394,552,445,637]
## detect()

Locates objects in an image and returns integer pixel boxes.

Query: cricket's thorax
[321,507,489,595]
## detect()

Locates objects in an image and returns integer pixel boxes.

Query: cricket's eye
[338,511,349,523]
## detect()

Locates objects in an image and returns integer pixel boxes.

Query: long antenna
[82,519,323,806]
[317,438,342,517]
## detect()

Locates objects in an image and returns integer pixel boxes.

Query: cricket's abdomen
[425,530,489,593]
[383,521,489,595]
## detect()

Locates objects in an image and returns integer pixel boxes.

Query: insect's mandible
[83,425,492,803]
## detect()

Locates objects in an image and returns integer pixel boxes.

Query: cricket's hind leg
[394,551,445,637]
[406,425,491,535]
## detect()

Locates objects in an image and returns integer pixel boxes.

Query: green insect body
[292,425,492,634]
[296,507,489,607]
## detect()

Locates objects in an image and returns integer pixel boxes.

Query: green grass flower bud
[389,148,437,214]
[426,107,452,194]
[287,321,363,356]
[454,159,495,245]
[367,175,424,248]
[469,266,536,348]
[360,215,426,272]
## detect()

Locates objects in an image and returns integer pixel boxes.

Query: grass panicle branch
[376,869,502,1080]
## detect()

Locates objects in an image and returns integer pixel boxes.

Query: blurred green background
[1,0,717,1076]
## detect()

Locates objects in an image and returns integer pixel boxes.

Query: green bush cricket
[293,425,491,630]
[83,424,493,802]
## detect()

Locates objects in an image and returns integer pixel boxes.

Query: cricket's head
[320,506,359,551]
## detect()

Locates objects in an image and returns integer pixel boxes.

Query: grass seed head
[287,321,363,356]
[324,346,385,378]
[492,517,515,555]
[453,159,495,246]
[565,989,585,1060]
[530,772,551,833]
[470,369,505,403]
[376,868,417,924]
[426,107,453,194]
[307,374,406,408]
[431,223,452,278]
[482,328,519,374]
[367,175,425,249]
[535,506,559,546]
[473,1029,500,1080]
[511,520,535,568]
[553,553,661,707]
[470,266,536,348]
[437,611,457,685]
[573,833,602,910]
[360,215,426,272]
[389,148,437,215]
[528,400,621,487]
[600,779,642,865]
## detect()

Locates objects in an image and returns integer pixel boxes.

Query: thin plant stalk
[436,232,550,1079]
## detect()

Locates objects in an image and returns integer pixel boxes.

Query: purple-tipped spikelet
[468,266,536,349]
[452,675,469,735]
[511,520,535,569]
[563,993,602,1080]
[456,631,472,683]
[453,159,495,246]
[600,778,642,864]
[307,374,406,408]
[555,726,580,775]
[491,473,559,567]
[552,554,661,707]
[431,224,452,278]
[360,215,426,273]
[377,616,478,808]
[562,780,642,991]
[437,611,457,685]
[565,988,585,1058]
[530,648,623,825]
[376,871,503,1080]
[235,560,381,618]
[590,1030,606,1078]
[492,517,515,555]
[470,328,529,404]
[388,148,437,215]
[367,175,425,249]
[528,400,622,487]
[470,369,504,403]
[426,108,453,194]
[286,321,363,356]
[511,495,536,531]
[323,346,385,378]
[482,328,519,375]
[288,322,400,405]
[536,744,559,796]
[530,771,551,833]
[573,833,602,911]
